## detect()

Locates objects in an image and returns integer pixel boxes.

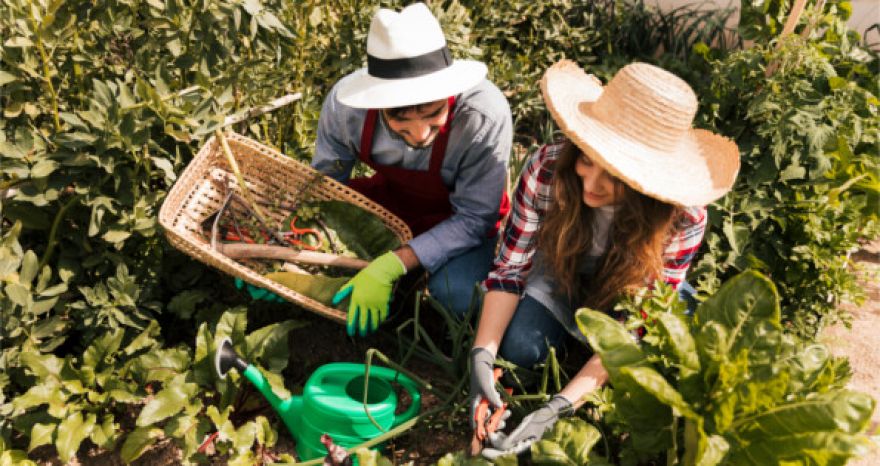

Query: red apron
[349,96,510,237]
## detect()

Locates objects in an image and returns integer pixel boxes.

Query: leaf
[694,271,781,360]
[531,418,602,464]
[5,283,30,307]
[315,200,402,260]
[30,159,58,178]
[0,71,17,86]
[102,229,131,244]
[55,411,94,462]
[150,156,177,182]
[120,427,163,463]
[4,36,33,47]
[215,307,248,343]
[655,313,700,376]
[264,271,349,305]
[727,431,871,466]
[20,351,64,378]
[167,290,208,320]
[123,320,160,355]
[83,329,124,371]
[136,375,199,426]
[575,308,646,377]
[619,366,699,420]
[18,250,38,285]
[28,423,56,452]
[244,319,308,373]
[736,390,875,439]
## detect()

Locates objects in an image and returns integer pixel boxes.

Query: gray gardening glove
[482,394,574,460]
[469,347,503,428]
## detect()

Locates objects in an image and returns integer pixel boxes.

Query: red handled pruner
[470,368,513,456]
[280,216,324,251]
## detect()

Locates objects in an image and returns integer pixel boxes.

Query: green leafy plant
[690,6,879,337]
[571,272,874,466]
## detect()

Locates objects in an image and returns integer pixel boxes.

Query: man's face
[382,99,450,149]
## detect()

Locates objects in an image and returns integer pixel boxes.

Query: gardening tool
[214,338,421,461]
[469,368,512,456]
[280,216,324,251]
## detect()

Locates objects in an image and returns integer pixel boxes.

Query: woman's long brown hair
[537,141,680,311]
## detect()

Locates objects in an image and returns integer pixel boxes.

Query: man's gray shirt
[312,78,512,272]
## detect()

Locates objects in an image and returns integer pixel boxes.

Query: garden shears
[279,216,324,251]
[469,368,512,456]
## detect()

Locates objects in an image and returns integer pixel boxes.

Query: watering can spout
[215,338,249,378]
[214,338,298,422]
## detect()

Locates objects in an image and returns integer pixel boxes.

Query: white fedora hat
[336,2,487,109]
[540,60,740,207]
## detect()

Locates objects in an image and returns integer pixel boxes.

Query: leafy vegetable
[264,271,350,305]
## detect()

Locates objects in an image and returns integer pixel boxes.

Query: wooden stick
[222,93,302,127]
[216,243,368,270]
[765,0,809,77]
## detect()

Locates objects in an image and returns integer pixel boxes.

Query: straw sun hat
[540,60,740,207]
[337,3,487,109]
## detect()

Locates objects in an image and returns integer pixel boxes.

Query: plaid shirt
[484,143,707,295]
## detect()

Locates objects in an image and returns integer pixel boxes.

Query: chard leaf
[55,411,94,462]
[735,390,875,439]
[314,200,401,260]
[264,271,349,306]
[694,271,780,362]
[244,318,308,373]
[726,431,871,466]
[120,426,163,463]
[83,329,124,371]
[136,375,198,426]
[531,418,601,464]
[655,312,700,376]
[575,308,646,377]
[619,366,699,420]
[28,423,55,452]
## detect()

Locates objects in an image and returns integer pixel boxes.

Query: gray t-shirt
[524,205,616,344]
[312,77,513,272]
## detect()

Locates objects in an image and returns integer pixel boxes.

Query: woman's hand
[481,394,573,459]
[469,347,504,427]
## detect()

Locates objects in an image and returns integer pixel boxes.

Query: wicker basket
[158,132,412,323]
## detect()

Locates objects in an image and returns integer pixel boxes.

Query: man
[312,3,512,337]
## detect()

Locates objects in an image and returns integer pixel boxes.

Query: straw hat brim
[540,61,740,207]
[337,60,487,109]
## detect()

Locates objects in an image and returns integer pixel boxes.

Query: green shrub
[690,3,879,338]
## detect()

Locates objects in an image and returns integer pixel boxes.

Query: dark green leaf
[120,427,163,463]
[315,200,402,260]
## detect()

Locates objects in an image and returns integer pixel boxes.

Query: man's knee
[426,275,479,320]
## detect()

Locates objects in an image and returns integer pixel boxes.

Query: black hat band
[367,46,452,79]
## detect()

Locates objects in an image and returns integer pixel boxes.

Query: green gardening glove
[332,251,406,337]
[234,278,285,303]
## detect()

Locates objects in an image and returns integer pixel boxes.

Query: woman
[469,60,740,458]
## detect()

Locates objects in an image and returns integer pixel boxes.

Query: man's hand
[234,278,285,303]
[481,394,573,460]
[332,251,406,336]
[469,347,504,427]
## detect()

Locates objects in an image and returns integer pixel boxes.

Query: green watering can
[215,338,421,461]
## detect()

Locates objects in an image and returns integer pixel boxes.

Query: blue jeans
[427,236,497,320]
[498,283,699,369]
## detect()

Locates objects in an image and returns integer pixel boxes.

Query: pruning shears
[280,216,324,251]
[470,368,513,456]
[223,224,270,244]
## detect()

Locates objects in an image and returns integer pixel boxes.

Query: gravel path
[820,242,880,465]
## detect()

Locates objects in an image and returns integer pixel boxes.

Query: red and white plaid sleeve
[661,206,708,288]
[483,144,560,294]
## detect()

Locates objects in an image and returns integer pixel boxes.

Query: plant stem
[38,194,83,271]
[28,16,61,132]
[215,129,274,231]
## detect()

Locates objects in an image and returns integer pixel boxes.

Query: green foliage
[1,0,876,462]
[690,5,880,337]
[575,272,875,465]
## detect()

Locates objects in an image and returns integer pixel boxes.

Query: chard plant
[543,271,875,466]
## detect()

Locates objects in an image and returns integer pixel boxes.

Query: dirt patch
[820,240,880,465]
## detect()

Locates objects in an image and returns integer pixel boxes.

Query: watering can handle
[368,366,422,428]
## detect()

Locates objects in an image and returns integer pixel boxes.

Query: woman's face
[574,151,622,208]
